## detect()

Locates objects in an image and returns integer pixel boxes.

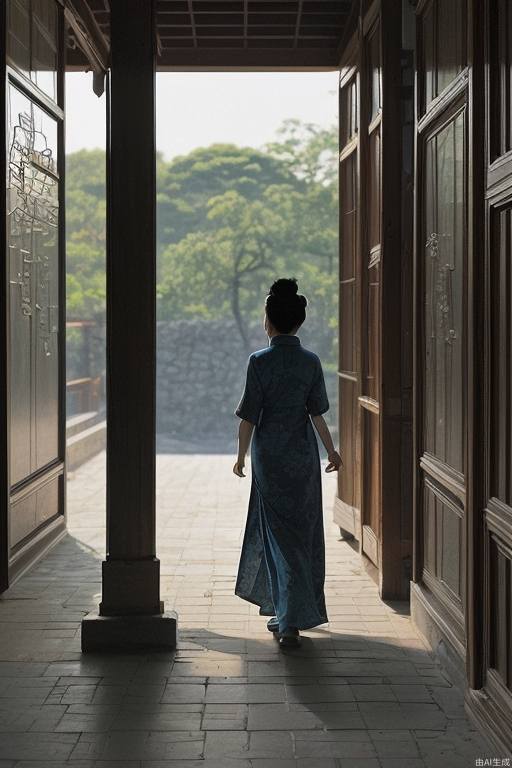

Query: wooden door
[359,10,382,569]
[336,0,410,597]
[2,0,66,587]
[413,0,468,650]
[336,34,361,541]
[470,0,512,748]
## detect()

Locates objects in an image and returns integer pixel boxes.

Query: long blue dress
[234,333,329,631]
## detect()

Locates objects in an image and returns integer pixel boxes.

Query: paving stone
[204,730,294,759]
[296,760,338,768]
[201,702,248,730]
[350,684,396,701]
[140,761,250,768]
[161,683,206,703]
[205,683,285,703]
[359,702,447,730]
[286,684,354,703]
[390,685,433,703]
[248,701,365,730]
[0,732,78,760]
[337,761,381,768]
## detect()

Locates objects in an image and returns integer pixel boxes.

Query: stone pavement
[0,452,490,766]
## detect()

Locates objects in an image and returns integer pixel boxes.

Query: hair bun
[270,277,299,299]
[265,276,307,333]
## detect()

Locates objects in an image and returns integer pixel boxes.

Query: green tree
[265,118,338,185]
[157,144,300,250]
[66,149,106,320]
[158,187,292,351]
[66,122,338,364]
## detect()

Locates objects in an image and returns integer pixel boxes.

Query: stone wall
[156,319,338,449]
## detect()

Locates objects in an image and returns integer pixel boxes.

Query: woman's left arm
[233,419,255,477]
[311,414,342,472]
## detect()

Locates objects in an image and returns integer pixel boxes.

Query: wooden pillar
[82,0,176,650]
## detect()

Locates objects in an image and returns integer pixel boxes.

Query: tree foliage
[66,121,339,363]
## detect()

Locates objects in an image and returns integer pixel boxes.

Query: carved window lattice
[8,102,59,357]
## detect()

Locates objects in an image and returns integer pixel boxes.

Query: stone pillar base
[99,558,161,616]
[81,609,177,652]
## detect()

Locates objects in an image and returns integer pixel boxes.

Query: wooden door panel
[419,103,467,618]
[483,201,512,706]
[480,0,512,730]
[422,478,464,613]
[338,378,358,515]
[337,0,408,594]
[365,262,380,402]
[7,83,61,482]
[363,407,380,549]
[3,0,66,586]
[336,59,361,538]
[359,15,382,567]
[489,207,512,508]
[489,0,512,161]
[423,110,466,475]
[419,0,467,115]
[415,0,468,636]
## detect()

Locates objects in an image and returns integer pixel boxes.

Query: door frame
[336,0,412,599]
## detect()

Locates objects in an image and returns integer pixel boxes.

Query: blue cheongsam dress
[234,333,329,631]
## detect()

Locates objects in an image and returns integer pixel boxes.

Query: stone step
[66,410,102,437]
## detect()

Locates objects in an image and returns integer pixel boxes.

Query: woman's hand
[325,450,342,473]
[233,460,246,477]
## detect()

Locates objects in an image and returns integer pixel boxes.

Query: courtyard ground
[0,452,491,766]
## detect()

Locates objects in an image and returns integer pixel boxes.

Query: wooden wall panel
[10,475,60,549]
[472,0,512,744]
[423,110,466,475]
[488,535,512,690]
[482,199,512,724]
[338,378,357,511]
[336,55,361,538]
[489,0,512,160]
[422,480,464,608]
[363,408,380,551]
[489,207,511,508]
[414,0,468,649]
[3,0,66,589]
[420,0,466,114]
[336,0,412,596]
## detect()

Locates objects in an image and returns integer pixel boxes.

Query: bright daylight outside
[65,70,340,611]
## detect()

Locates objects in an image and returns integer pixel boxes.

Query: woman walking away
[233,277,342,648]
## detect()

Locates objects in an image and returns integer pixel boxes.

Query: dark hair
[265,277,307,334]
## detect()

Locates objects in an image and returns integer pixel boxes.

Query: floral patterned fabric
[234,333,329,631]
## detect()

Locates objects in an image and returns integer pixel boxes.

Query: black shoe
[267,617,279,633]
[278,627,301,648]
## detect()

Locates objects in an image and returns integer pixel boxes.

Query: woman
[233,278,342,648]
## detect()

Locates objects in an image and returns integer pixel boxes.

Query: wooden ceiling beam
[65,0,110,71]
[65,0,351,73]
[187,0,198,46]
[158,46,339,69]
[293,0,303,48]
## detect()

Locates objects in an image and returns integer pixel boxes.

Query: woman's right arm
[233,419,254,477]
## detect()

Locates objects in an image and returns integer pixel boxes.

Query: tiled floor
[0,451,490,766]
